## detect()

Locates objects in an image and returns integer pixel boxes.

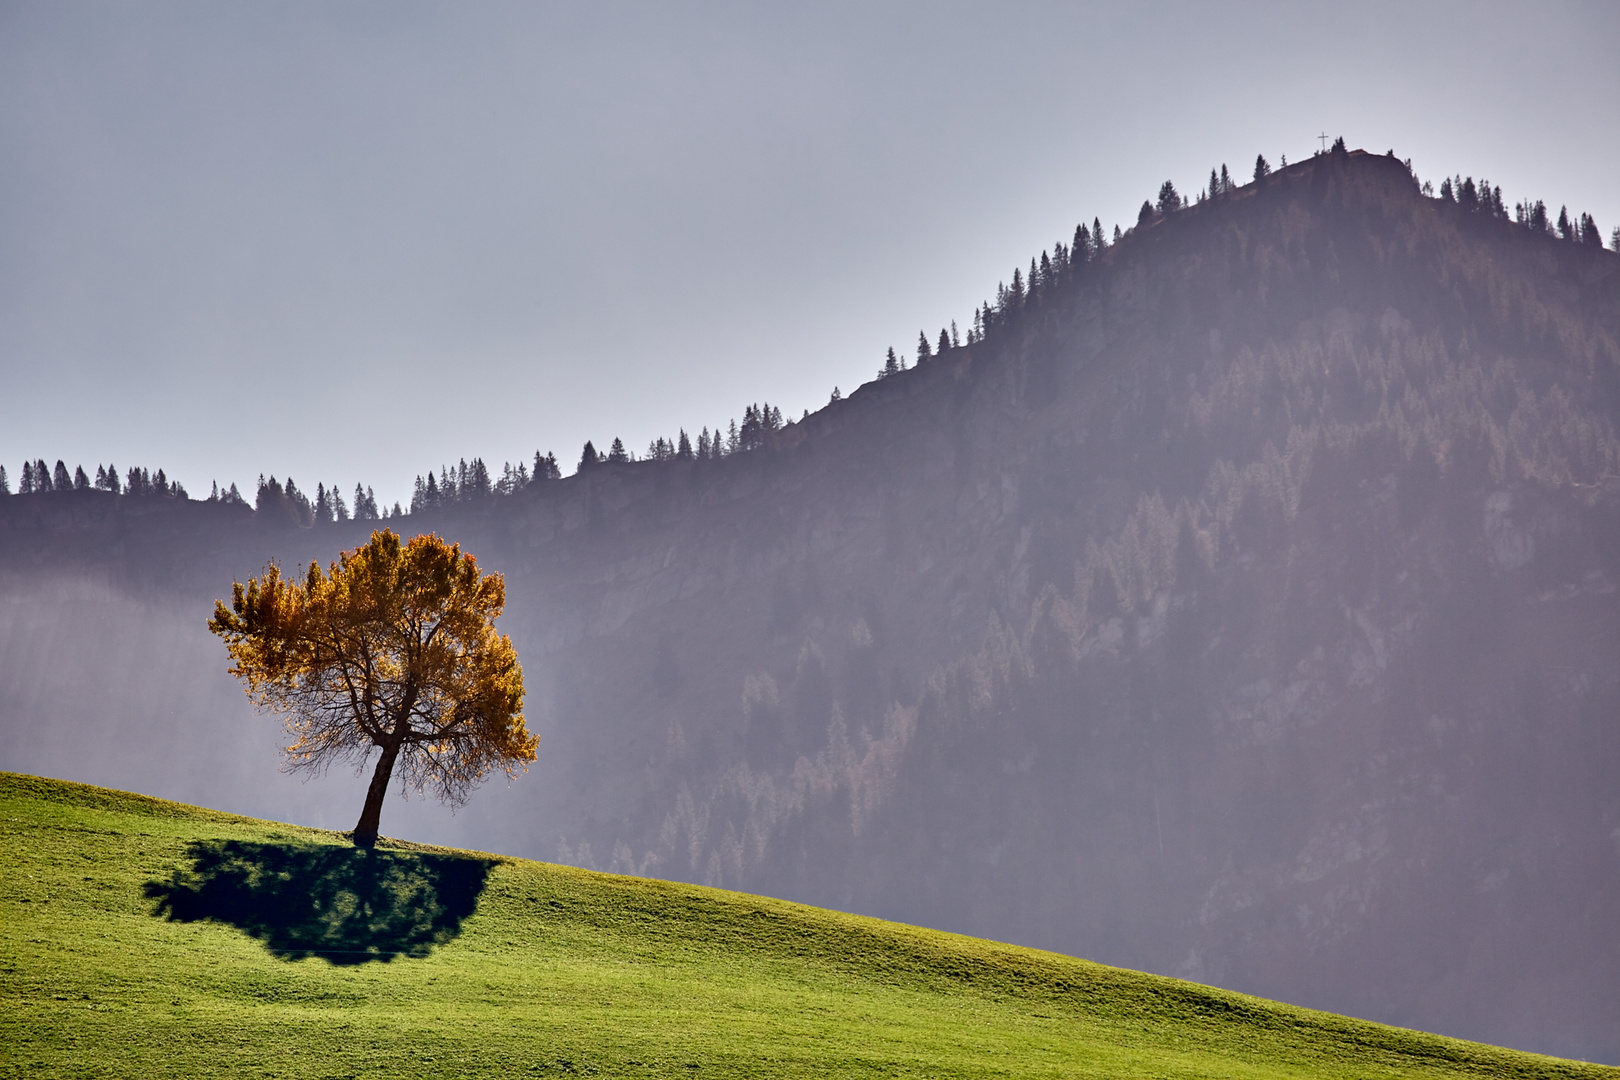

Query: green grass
[1,772,1611,1079]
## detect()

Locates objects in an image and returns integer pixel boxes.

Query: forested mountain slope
[4,149,1618,1062]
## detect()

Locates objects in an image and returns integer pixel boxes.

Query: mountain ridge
[4,148,1619,1061]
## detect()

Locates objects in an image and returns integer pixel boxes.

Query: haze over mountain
[4,149,1618,1063]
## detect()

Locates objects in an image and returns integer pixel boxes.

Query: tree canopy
[208,529,535,846]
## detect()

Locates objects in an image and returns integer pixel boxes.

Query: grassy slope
[1,773,1611,1080]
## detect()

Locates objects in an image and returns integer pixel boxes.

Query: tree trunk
[352,741,401,848]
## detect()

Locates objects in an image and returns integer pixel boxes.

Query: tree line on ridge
[8,140,1614,525]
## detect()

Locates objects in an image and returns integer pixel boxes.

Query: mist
[4,10,1620,1066]
[0,570,547,853]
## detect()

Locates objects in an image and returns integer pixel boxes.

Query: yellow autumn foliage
[208,529,534,844]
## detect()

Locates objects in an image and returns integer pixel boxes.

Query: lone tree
[208,529,535,847]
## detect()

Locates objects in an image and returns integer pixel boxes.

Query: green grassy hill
[2,772,1611,1079]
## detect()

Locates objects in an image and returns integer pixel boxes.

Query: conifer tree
[578,441,600,472]
[209,529,533,848]
[1557,206,1573,240]
[74,465,89,491]
[917,331,933,364]
[106,465,121,495]
[608,438,628,464]
[1330,135,1346,153]
[284,478,312,523]
[937,327,950,354]
[54,460,71,491]
[19,461,34,494]
[739,406,760,451]
[1581,214,1602,247]
[314,483,334,525]
[470,458,492,496]
[0,465,8,495]
[1156,180,1180,214]
[1221,164,1232,193]
[1138,200,1155,225]
[257,475,281,511]
[950,320,960,347]
[1094,217,1105,251]
[1008,267,1025,308]
[1253,154,1270,182]
[883,347,900,378]
[677,429,693,461]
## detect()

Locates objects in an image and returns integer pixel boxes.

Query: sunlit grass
[2,771,1611,1079]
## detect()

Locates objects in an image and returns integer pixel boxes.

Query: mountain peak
[4,145,1619,1063]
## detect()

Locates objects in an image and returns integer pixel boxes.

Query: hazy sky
[4,1,1617,508]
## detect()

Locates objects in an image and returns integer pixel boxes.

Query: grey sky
[3,1,1617,508]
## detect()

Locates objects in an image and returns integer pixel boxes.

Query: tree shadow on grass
[145,840,496,964]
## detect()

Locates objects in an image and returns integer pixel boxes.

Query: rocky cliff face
[4,150,1618,1061]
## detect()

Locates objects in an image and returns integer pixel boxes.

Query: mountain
[4,148,1618,1062]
